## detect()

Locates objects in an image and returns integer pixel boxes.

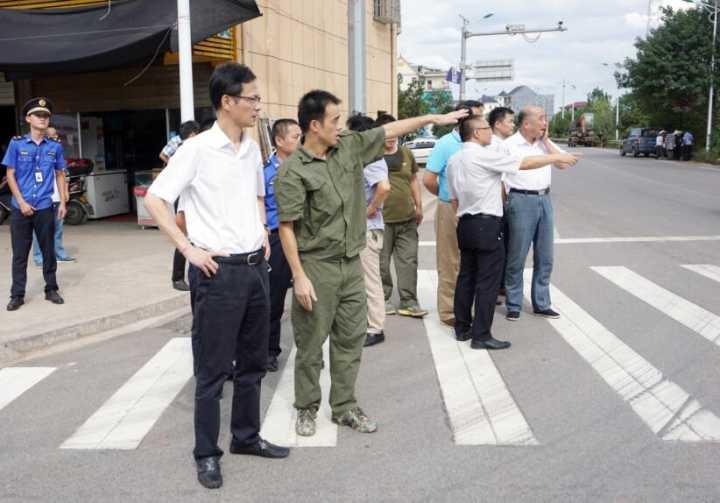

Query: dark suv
[620,128,659,157]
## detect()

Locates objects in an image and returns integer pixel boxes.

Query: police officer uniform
[3,97,66,311]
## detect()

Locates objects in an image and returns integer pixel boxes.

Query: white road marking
[682,264,720,284]
[260,341,337,447]
[524,270,720,441]
[418,270,538,445]
[61,337,193,450]
[419,235,720,247]
[0,367,56,412]
[592,266,720,347]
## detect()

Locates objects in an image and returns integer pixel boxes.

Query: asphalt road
[2,147,720,502]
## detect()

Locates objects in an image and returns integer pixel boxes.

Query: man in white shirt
[503,106,577,322]
[144,63,289,490]
[447,115,578,349]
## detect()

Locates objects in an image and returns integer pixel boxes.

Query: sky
[398,0,698,109]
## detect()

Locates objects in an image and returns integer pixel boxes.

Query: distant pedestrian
[32,126,74,267]
[664,130,676,160]
[376,113,428,319]
[4,97,67,311]
[264,118,302,371]
[655,131,665,158]
[673,131,682,160]
[347,113,391,347]
[682,130,694,161]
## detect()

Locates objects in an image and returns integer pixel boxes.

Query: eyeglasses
[475,126,491,131]
[231,94,262,105]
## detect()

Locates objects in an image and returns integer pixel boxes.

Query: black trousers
[454,214,505,342]
[191,253,270,460]
[171,200,186,282]
[10,207,58,298]
[268,231,292,358]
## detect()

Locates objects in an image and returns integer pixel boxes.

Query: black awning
[0,0,261,80]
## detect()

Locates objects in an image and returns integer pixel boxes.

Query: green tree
[618,6,714,144]
[398,79,428,120]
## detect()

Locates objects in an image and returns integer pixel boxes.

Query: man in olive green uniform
[375,113,428,318]
[275,90,467,437]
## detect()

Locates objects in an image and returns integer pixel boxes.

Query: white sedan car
[404,137,436,165]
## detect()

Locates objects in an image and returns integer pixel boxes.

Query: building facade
[1,0,399,219]
[497,85,555,119]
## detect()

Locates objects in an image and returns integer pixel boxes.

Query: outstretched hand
[432,109,470,127]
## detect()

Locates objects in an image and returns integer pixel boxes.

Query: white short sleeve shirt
[502,132,565,191]
[148,122,266,254]
[447,142,521,217]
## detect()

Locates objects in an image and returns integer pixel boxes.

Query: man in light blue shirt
[423,100,483,325]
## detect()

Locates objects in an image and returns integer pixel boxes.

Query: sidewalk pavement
[0,218,190,363]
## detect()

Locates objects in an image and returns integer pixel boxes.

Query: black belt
[215,248,264,266]
[509,188,550,195]
[459,213,502,222]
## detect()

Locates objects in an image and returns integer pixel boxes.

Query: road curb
[0,294,190,364]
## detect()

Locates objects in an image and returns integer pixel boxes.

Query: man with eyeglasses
[144,63,289,490]
[4,97,67,311]
[446,115,579,349]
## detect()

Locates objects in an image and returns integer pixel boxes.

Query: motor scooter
[64,159,93,226]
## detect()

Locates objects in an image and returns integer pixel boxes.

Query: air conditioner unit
[373,0,401,25]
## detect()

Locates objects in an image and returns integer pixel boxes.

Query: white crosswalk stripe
[260,340,337,447]
[682,264,720,284]
[0,367,55,412]
[418,270,538,445]
[61,337,193,450]
[525,269,720,441]
[592,266,720,347]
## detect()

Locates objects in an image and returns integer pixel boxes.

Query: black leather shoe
[533,308,560,319]
[506,311,520,321]
[45,290,64,305]
[229,438,289,458]
[173,280,190,291]
[364,332,385,347]
[471,338,511,350]
[266,355,279,372]
[455,330,471,342]
[196,456,222,489]
[6,297,24,311]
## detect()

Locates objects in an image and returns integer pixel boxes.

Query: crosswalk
[2,263,720,451]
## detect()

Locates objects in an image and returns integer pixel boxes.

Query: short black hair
[179,120,200,140]
[488,107,514,130]
[374,113,396,127]
[209,63,256,110]
[200,118,215,132]
[271,118,299,146]
[459,114,485,142]
[455,100,483,112]
[346,114,375,132]
[297,90,341,133]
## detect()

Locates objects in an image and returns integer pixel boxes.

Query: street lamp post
[684,0,718,152]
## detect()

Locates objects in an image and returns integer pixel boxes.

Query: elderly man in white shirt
[144,63,289,490]
[502,106,577,322]
[447,115,578,350]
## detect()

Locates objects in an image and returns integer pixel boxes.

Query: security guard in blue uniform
[3,97,67,311]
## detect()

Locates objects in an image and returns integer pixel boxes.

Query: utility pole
[561,80,566,119]
[177,0,195,121]
[459,21,567,101]
[707,0,718,152]
[348,0,367,114]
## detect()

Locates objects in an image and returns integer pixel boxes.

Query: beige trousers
[360,229,385,334]
[435,201,459,323]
